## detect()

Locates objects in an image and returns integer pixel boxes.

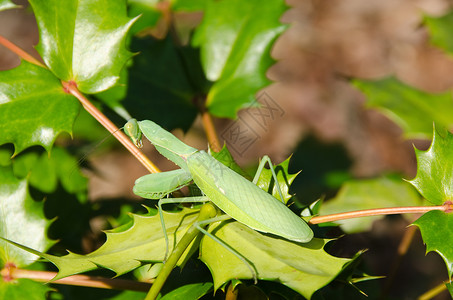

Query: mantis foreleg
[158,196,209,261]
[157,197,258,281]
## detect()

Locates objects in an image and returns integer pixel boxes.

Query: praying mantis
[124,119,314,280]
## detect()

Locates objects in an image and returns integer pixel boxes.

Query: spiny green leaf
[121,36,202,131]
[353,77,453,138]
[0,0,19,11]
[409,128,453,205]
[200,221,351,299]
[320,176,421,233]
[425,11,453,56]
[2,208,200,280]
[192,0,287,118]
[413,210,453,278]
[256,156,299,204]
[29,0,136,93]
[0,278,52,300]
[0,166,53,268]
[0,61,80,154]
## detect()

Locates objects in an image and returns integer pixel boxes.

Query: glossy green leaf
[320,176,421,233]
[121,36,203,130]
[0,0,19,11]
[353,77,453,138]
[409,128,453,205]
[128,0,162,35]
[425,11,453,55]
[29,0,136,93]
[2,208,200,280]
[201,221,351,299]
[0,278,51,300]
[413,210,453,278]
[12,147,88,200]
[160,282,213,300]
[0,166,53,268]
[0,61,80,154]
[192,0,287,118]
[256,156,299,204]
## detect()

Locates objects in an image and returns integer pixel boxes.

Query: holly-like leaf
[0,0,19,11]
[192,0,287,118]
[409,128,453,205]
[0,61,80,154]
[121,36,203,131]
[413,210,453,278]
[2,208,200,280]
[256,156,299,204]
[0,166,53,268]
[425,11,453,56]
[0,278,52,300]
[29,0,136,93]
[200,221,351,299]
[320,176,421,233]
[353,77,453,138]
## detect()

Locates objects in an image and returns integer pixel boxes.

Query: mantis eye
[124,118,143,148]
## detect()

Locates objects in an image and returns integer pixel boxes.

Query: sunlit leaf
[2,208,200,280]
[201,221,351,299]
[425,11,453,56]
[409,128,453,205]
[192,0,287,118]
[29,0,136,93]
[0,0,19,11]
[0,278,51,300]
[413,211,453,278]
[320,176,421,233]
[353,77,453,138]
[0,61,79,154]
[0,166,53,268]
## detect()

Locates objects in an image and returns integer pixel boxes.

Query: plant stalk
[144,203,217,300]
[309,205,450,225]
[201,110,221,152]
[61,80,161,174]
[1,267,151,292]
[0,35,46,68]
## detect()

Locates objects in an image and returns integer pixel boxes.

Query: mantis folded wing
[125,119,314,280]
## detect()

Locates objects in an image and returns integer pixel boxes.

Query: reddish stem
[61,80,161,174]
[1,267,151,292]
[0,35,46,68]
[309,205,449,225]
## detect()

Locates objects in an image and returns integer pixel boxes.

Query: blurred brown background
[2,0,453,298]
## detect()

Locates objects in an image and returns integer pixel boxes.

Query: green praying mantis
[124,119,314,281]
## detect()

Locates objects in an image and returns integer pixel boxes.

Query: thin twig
[201,110,221,152]
[225,282,239,300]
[309,205,449,225]
[418,281,448,300]
[1,267,151,292]
[0,35,46,68]
[61,80,161,174]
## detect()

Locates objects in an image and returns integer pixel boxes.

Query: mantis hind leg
[157,196,209,261]
[252,155,286,203]
[196,216,258,283]
[157,198,258,282]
